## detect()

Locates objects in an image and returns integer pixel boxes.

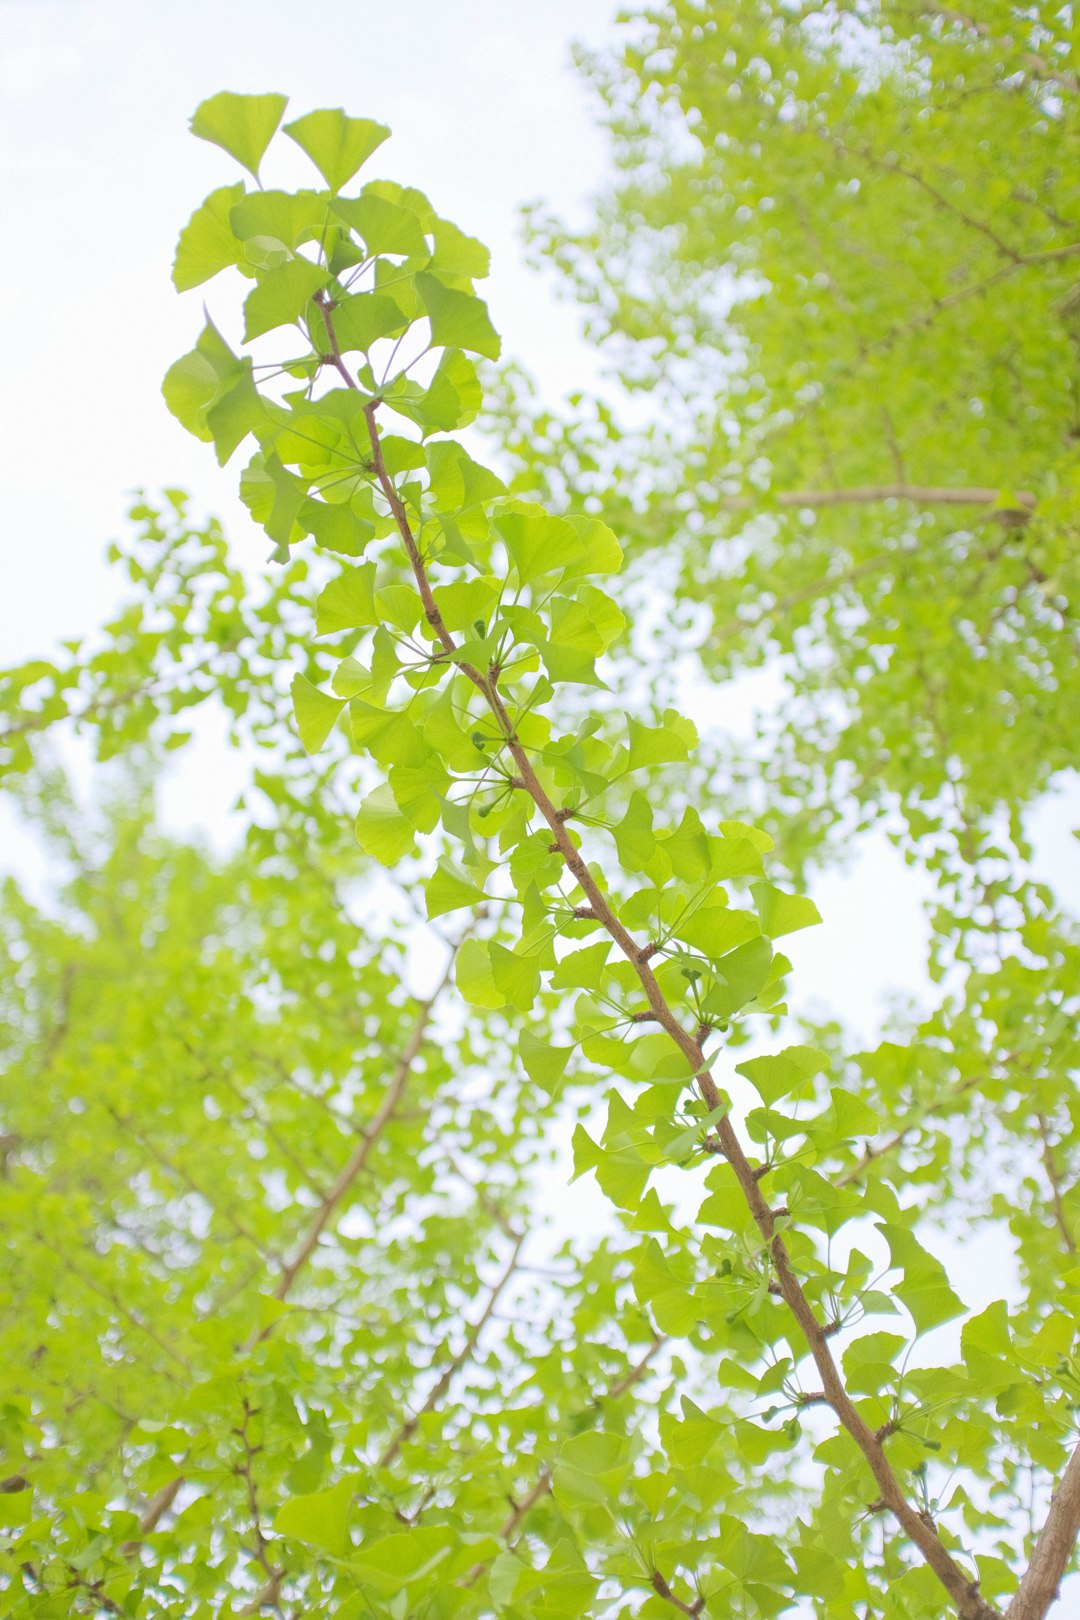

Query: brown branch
[136,1477,184,1538]
[462,1332,666,1588]
[1005,1440,1080,1620]
[265,973,450,1314]
[130,936,465,1552]
[0,638,245,747]
[762,240,1080,452]
[377,1232,525,1469]
[713,550,899,646]
[712,484,1037,519]
[366,404,997,1620]
[652,1568,705,1615]
[313,291,360,391]
[234,1402,284,1615]
[1035,1114,1077,1256]
[832,136,1023,263]
[862,243,1080,361]
[837,1072,988,1188]
[31,1232,191,1376]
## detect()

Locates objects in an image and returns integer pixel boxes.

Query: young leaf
[190,91,288,177]
[284,108,390,191]
[415,272,501,360]
[290,672,344,753]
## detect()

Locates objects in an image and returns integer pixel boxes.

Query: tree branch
[377,1232,525,1469]
[1005,1440,1080,1620]
[711,483,1036,520]
[366,403,998,1620]
[265,971,449,1314]
[924,4,1080,99]
[652,1568,704,1615]
[128,936,465,1553]
[461,1332,666,1588]
[1035,1113,1076,1256]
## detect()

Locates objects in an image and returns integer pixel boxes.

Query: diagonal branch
[128,935,465,1550]
[364,403,999,1620]
[1005,1439,1080,1620]
[1034,1114,1076,1257]
[924,4,1080,99]
[265,972,450,1314]
[377,1232,525,1469]
[461,1331,666,1588]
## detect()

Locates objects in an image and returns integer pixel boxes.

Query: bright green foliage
[507,0,1080,909]
[2,50,1080,1620]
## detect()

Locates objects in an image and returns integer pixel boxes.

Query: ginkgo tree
[1,53,1078,1620]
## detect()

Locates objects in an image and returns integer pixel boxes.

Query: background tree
[1,14,1079,1618]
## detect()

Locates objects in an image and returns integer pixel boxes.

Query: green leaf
[355,783,416,865]
[284,109,390,191]
[333,192,429,258]
[425,860,487,920]
[273,1474,354,1557]
[878,1223,965,1333]
[398,348,482,433]
[161,318,251,447]
[490,943,541,1011]
[675,902,759,960]
[551,941,611,990]
[243,257,329,341]
[331,292,410,353]
[703,937,775,1019]
[290,673,344,754]
[660,1396,723,1466]
[565,515,624,578]
[299,497,374,557]
[752,882,822,939]
[230,188,328,251]
[626,713,695,772]
[173,183,244,291]
[315,563,378,635]
[190,91,288,177]
[0,1487,32,1530]
[661,806,711,881]
[350,702,428,768]
[736,1045,829,1106]
[519,1030,572,1094]
[631,1237,701,1333]
[416,272,501,359]
[612,792,655,870]
[455,937,502,1009]
[495,502,582,583]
